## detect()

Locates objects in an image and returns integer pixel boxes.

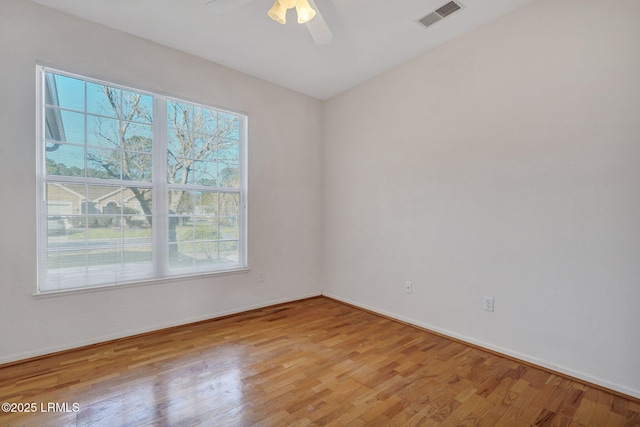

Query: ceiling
[31,0,535,100]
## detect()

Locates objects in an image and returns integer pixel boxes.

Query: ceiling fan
[206,0,333,44]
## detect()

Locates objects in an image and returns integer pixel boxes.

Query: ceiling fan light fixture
[277,0,298,9]
[295,0,316,24]
[268,0,287,24]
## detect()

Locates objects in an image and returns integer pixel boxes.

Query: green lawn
[48,223,238,270]
[63,224,237,240]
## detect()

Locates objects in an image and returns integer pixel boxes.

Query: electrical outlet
[405,282,412,294]
[258,272,265,282]
[484,296,494,312]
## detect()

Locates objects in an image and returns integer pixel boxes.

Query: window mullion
[238,116,248,268]
[152,96,168,278]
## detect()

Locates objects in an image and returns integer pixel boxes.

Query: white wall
[0,0,323,363]
[323,0,640,398]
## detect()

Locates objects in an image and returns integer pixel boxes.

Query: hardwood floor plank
[0,297,638,426]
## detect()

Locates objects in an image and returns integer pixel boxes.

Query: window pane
[87,148,121,179]
[201,109,217,134]
[218,140,239,162]
[45,73,84,111]
[219,193,239,240]
[123,246,153,265]
[176,219,194,243]
[86,248,121,283]
[86,185,121,213]
[169,131,195,158]
[48,216,86,249]
[87,82,119,118]
[47,249,86,271]
[47,183,86,216]
[167,101,236,189]
[123,218,152,245]
[124,123,153,152]
[220,216,238,240]
[195,242,218,266]
[219,112,240,140]
[122,90,153,124]
[193,191,218,216]
[167,156,187,185]
[45,109,85,144]
[191,191,216,216]
[169,190,193,215]
[46,144,85,177]
[124,187,152,216]
[87,115,120,149]
[193,107,204,131]
[219,240,239,264]
[194,218,218,241]
[203,161,218,186]
[167,101,192,131]
[47,221,80,250]
[194,136,215,160]
[124,152,152,181]
[46,216,67,238]
[86,216,121,245]
[218,164,238,188]
[184,162,201,186]
[219,192,238,217]
[167,132,182,157]
[169,242,194,268]
[193,161,217,186]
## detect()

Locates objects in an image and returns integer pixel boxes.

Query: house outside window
[37,67,247,293]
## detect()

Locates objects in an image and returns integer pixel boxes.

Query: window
[37,67,247,293]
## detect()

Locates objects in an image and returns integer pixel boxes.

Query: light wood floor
[1,297,638,426]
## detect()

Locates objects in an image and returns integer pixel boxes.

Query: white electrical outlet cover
[484,296,494,312]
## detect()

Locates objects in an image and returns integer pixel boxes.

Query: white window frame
[36,66,248,294]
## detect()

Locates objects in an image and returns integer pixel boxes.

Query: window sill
[33,267,251,299]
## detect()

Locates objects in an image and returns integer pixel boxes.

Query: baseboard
[0,292,322,367]
[322,292,640,402]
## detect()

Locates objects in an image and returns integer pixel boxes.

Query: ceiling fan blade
[305,0,333,44]
[206,0,254,14]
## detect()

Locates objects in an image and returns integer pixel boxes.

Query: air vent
[436,1,462,17]
[418,1,463,29]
